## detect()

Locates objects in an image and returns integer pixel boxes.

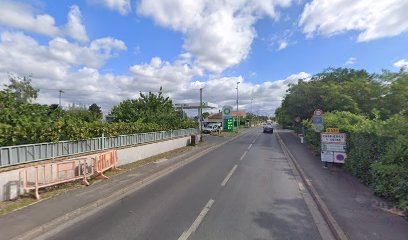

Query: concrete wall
[0,135,199,201]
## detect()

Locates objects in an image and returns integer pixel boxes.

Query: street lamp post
[236,81,240,130]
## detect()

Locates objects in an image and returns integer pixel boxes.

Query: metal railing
[0,128,199,168]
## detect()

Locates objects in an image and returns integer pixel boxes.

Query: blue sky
[0,0,407,115]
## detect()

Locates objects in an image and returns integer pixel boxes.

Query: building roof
[232,111,246,117]
[208,112,222,119]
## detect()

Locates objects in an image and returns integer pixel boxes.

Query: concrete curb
[276,131,348,240]
[13,130,253,240]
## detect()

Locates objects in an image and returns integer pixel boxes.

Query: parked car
[263,124,274,133]
[202,125,220,134]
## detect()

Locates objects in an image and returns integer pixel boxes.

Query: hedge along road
[44,127,330,240]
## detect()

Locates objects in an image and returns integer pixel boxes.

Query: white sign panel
[321,133,346,144]
[321,151,334,162]
[321,144,346,152]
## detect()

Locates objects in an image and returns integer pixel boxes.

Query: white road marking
[248,144,253,150]
[221,165,238,187]
[239,151,248,161]
[178,199,215,240]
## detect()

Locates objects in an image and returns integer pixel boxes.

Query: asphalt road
[45,128,321,240]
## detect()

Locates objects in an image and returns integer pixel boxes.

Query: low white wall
[0,135,199,201]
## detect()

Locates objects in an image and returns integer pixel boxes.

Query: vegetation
[276,67,408,210]
[0,76,197,147]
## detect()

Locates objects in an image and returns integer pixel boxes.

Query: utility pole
[236,81,240,130]
[250,97,253,127]
[200,88,203,132]
[58,90,64,107]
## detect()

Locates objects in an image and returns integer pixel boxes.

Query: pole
[58,90,64,106]
[200,88,203,132]
[236,82,240,130]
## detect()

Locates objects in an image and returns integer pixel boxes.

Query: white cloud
[394,59,408,69]
[277,40,288,50]
[299,0,408,42]
[88,0,132,15]
[127,56,204,92]
[344,57,356,65]
[138,0,294,73]
[0,1,89,42]
[0,32,127,108]
[177,72,310,115]
[65,5,89,42]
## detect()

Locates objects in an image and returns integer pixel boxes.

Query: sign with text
[321,132,347,163]
[321,133,346,144]
[326,128,340,133]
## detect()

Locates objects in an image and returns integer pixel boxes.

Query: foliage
[275,68,408,210]
[88,103,103,120]
[0,77,198,147]
[3,75,39,104]
[65,104,102,122]
[110,87,186,127]
[202,112,210,119]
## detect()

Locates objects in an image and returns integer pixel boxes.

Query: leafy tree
[202,112,210,119]
[110,87,193,128]
[88,103,103,120]
[3,75,39,104]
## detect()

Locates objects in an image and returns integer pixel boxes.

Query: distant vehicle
[263,124,274,133]
[202,125,220,134]
[266,119,272,124]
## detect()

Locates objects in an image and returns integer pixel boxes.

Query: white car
[202,125,220,134]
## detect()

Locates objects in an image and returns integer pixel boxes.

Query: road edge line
[275,131,348,240]
[13,130,254,240]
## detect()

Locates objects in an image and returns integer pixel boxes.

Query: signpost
[222,105,234,132]
[321,130,347,167]
[312,109,324,133]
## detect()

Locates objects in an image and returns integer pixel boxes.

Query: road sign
[334,152,347,163]
[313,109,323,116]
[313,116,323,124]
[294,116,301,123]
[321,151,334,162]
[312,124,324,132]
[321,143,346,152]
[326,128,340,133]
[321,132,347,163]
[321,133,346,144]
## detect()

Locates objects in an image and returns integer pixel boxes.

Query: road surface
[45,128,322,240]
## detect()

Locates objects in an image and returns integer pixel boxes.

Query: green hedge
[303,112,408,210]
[0,120,198,147]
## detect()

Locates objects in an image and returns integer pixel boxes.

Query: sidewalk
[278,130,408,240]
[0,135,230,240]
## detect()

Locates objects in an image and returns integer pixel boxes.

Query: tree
[202,112,210,119]
[88,103,103,120]
[110,87,183,126]
[4,75,39,104]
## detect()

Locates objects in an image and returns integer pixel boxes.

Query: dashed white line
[239,151,248,161]
[248,144,253,150]
[221,165,238,187]
[178,199,215,240]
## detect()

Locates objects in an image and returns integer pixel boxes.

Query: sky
[0,0,407,116]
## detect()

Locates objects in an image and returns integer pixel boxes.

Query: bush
[371,163,408,210]
[0,119,198,146]
[302,111,408,209]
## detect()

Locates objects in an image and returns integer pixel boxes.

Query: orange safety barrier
[93,150,119,179]
[21,158,90,199]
